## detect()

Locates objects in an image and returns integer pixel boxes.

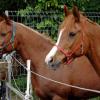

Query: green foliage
[84,0,100,11]
[36,18,58,40]
[12,76,26,92]
[18,7,64,41]
[33,0,93,12]
[0,0,27,11]
[11,76,39,99]
[0,1,99,99]
[17,0,100,41]
[0,0,100,12]
[33,0,63,13]
[89,97,100,100]
[17,6,33,16]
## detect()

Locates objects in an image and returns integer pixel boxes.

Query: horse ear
[72,6,80,22]
[64,5,69,16]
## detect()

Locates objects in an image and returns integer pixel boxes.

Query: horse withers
[0,12,100,100]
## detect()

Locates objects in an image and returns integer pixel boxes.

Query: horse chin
[47,60,61,70]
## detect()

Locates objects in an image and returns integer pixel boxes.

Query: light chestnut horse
[45,5,100,77]
[0,14,100,100]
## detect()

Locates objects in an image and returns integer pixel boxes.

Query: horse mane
[18,22,54,44]
[87,18,97,25]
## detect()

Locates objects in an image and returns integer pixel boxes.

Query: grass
[89,97,100,100]
[11,76,100,100]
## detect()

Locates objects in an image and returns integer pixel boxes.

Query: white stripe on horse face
[45,29,64,64]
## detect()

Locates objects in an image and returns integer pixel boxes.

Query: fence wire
[0,11,100,100]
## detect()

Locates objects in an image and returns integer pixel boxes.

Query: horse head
[45,5,90,68]
[0,18,17,58]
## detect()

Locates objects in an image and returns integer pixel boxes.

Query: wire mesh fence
[8,11,100,30]
[0,53,35,100]
[85,12,100,24]
[8,11,62,37]
[0,11,100,100]
[8,10,100,40]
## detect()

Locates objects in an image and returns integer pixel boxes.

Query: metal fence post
[5,10,9,17]
[5,54,12,100]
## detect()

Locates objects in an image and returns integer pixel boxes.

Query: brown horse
[45,5,100,77]
[0,14,100,100]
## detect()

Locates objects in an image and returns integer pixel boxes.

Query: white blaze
[45,29,64,64]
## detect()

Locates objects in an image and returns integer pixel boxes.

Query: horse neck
[16,23,52,71]
[86,20,100,76]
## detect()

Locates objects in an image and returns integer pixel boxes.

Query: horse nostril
[48,57,53,63]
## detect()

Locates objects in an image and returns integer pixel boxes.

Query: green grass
[89,97,100,100]
[11,76,100,100]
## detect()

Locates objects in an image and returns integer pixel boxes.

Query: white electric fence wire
[10,55,100,94]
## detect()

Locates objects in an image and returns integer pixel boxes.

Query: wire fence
[8,11,100,31]
[85,12,100,24]
[0,52,34,100]
[8,11,100,40]
[0,11,100,100]
[8,11,62,37]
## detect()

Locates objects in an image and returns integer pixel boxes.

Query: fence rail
[0,10,100,100]
[0,52,33,100]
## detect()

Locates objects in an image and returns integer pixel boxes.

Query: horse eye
[69,32,76,37]
[1,32,6,36]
